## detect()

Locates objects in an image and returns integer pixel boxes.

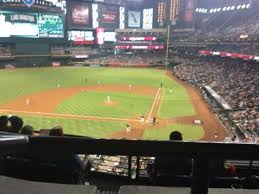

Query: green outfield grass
[0,67,201,139]
[143,124,204,141]
[14,114,126,138]
[56,91,153,118]
[0,67,166,106]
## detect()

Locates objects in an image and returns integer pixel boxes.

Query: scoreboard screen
[0,11,64,38]
[38,14,64,38]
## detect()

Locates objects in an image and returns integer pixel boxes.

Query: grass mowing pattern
[56,91,153,118]
[157,74,196,118]
[18,114,126,138]
[0,67,165,107]
[143,124,204,141]
[0,67,199,138]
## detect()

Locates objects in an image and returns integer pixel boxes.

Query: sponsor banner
[99,4,118,29]
[68,31,95,44]
[104,32,116,42]
[143,8,153,29]
[109,62,150,67]
[120,36,157,41]
[52,62,61,67]
[70,2,90,27]
[184,0,194,22]
[96,27,105,45]
[128,11,141,28]
[115,45,165,50]
[5,64,15,69]
[199,50,258,62]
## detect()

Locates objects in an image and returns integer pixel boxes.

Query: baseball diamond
[0,67,225,141]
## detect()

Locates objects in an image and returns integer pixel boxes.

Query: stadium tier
[0,0,259,194]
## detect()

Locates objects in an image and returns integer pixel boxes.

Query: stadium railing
[1,134,259,194]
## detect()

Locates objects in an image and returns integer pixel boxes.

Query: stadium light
[210,9,213,13]
[227,6,231,11]
[204,9,208,13]
[246,4,250,9]
[241,4,246,9]
[195,8,199,12]
[223,7,227,11]
[217,8,221,12]
[231,6,235,10]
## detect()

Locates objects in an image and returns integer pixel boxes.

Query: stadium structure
[0,0,259,193]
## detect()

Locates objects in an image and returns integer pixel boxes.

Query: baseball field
[0,67,226,141]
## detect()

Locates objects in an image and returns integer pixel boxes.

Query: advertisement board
[128,11,141,28]
[104,32,116,42]
[68,1,92,29]
[99,4,118,29]
[68,30,95,44]
[184,0,194,22]
[71,2,90,26]
[143,8,153,29]
[96,27,105,44]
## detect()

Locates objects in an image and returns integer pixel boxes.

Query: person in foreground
[148,131,193,184]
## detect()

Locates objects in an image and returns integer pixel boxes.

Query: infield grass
[56,91,153,119]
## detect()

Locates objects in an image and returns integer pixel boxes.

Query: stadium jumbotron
[0,0,259,194]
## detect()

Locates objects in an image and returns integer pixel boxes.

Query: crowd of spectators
[174,10,259,42]
[87,53,164,65]
[0,45,14,58]
[0,115,33,135]
[173,55,259,141]
[50,45,98,56]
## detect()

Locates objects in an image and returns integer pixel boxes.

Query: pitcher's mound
[103,101,117,107]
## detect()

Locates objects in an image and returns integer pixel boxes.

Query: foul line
[0,109,139,123]
[147,87,161,120]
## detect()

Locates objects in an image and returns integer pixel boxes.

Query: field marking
[147,87,161,120]
[0,109,139,123]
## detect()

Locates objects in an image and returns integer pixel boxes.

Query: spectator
[0,115,9,132]
[8,116,23,133]
[48,126,84,184]
[49,126,64,136]
[173,54,259,139]
[20,125,34,136]
[150,131,192,180]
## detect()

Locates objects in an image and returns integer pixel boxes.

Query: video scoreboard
[0,11,64,38]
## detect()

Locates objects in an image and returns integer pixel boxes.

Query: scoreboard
[0,11,64,38]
